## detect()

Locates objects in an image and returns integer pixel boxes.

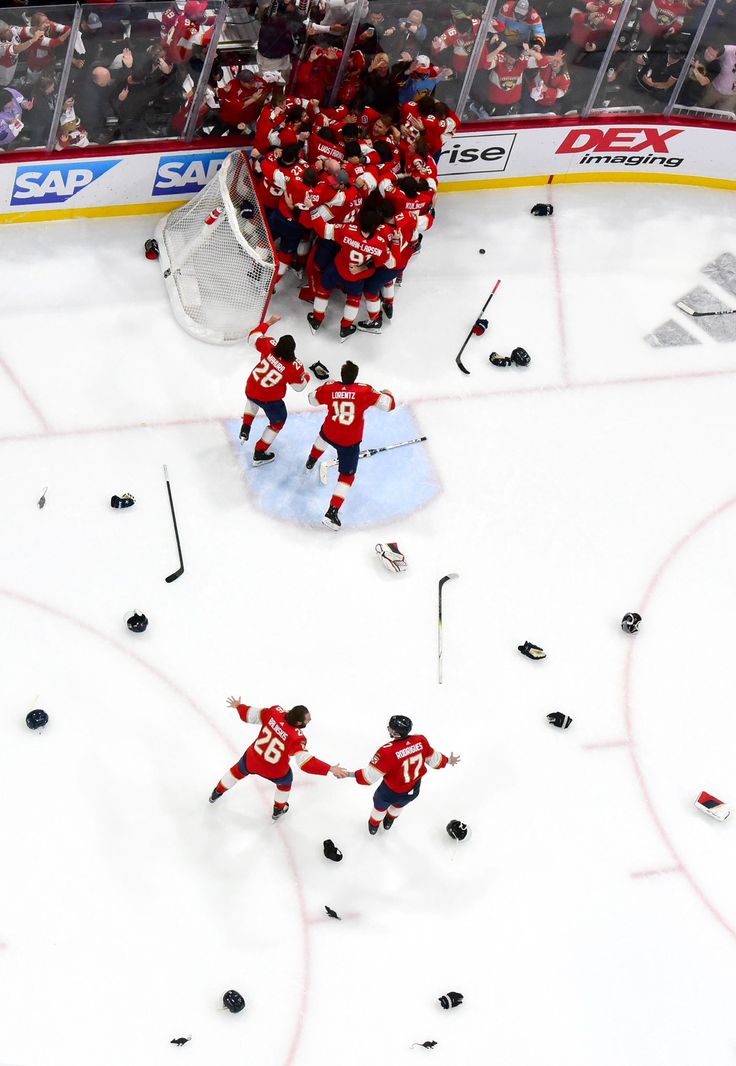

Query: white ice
[3,183,736,1066]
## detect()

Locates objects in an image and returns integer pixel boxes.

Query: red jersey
[258,156,307,211]
[530,59,571,106]
[569,5,619,47]
[19,22,70,71]
[314,219,394,281]
[309,380,396,447]
[379,211,419,272]
[639,0,688,36]
[384,185,434,219]
[245,322,307,402]
[306,130,345,167]
[355,735,448,794]
[217,77,268,127]
[485,53,529,104]
[253,106,285,154]
[403,148,438,190]
[236,703,331,781]
[431,18,481,73]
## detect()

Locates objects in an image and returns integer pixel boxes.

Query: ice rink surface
[3,182,736,1066]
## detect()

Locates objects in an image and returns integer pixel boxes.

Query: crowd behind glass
[0,0,733,152]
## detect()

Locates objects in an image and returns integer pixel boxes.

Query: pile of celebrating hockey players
[247,61,455,342]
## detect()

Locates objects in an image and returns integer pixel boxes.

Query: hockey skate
[253,450,275,466]
[209,788,222,804]
[381,299,393,320]
[383,813,396,831]
[368,820,380,836]
[305,455,318,471]
[307,312,322,334]
[357,315,382,336]
[239,422,250,442]
[339,324,357,342]
[322,505,341,531]
[272,802,290,820]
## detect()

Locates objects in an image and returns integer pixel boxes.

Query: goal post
[154,151,276,344]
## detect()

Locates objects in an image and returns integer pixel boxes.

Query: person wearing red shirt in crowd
[637,0,689,44]
[357,199,426,334]
[165,0,213,67]
[256,141,307,211]
[495,0,546,47]
[431,15,481,75]
[19,14,71,82]
[481,43,530,113]
[307,206,394,341]
[566,1,621,64]
[402,136,438,191]
[305,360,396,530]
[525,49,571,111]
[293,45,342,104]
[240,315,308,465]
[209,697,349,820]
[215,68,277,135]
[160,0,185,40]
[350,715,460,835]
[252,100,286,155]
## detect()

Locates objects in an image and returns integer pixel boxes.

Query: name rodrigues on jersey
[396,742,423,758]
[267,716,289,741]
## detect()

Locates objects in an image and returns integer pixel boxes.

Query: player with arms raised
[305,359,396,530]
[350,715,460,835]
[209,697,349,820]
[240,314,308,465]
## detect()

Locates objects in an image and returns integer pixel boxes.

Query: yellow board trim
[1,169,734,223]
[0,199,187,224]
[441,172,736,193]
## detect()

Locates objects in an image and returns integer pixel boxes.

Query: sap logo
[11,160,120,206]
[556,127,682,155]
[152,152,229,196]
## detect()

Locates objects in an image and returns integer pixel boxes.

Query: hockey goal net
[154,151,276,344]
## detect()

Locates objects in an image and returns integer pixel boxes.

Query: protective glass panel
[670,5,736,119]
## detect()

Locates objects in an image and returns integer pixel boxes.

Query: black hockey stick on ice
[456,279,501,375]
[676,300,736,317]
[318,436,427,485]
[438,573,459,684]
[163,464,184,583]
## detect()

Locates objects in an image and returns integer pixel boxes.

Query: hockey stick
[438,573,459,684]
[456,279,501,375]
[676,300,736,317]
[163,465,184,583]
[318,436,427,485]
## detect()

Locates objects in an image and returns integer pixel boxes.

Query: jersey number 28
[252,359,282,388]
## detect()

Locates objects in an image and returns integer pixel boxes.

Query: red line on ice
[582,739,631,750]
[0,354,49,431]
[623,495,736,942]
[631,866,683,879]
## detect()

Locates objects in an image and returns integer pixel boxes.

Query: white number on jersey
[402,753,424,784]
[253,726,286,764]
[331,399,356,426]
[252,358,283,389]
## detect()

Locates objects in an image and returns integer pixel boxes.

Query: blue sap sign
[11,159,121,206]
[152,152,230,196]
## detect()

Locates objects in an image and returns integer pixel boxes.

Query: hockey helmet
[388,715,413,738]
[621,612,641,634]
[446,819,468,841]
[126,611,149,633]
[26,708,49,730]
[222,989,245,1013]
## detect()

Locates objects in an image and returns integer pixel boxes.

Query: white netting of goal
[154,151,276,344]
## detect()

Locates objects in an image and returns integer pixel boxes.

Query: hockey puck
[479,248,486,254]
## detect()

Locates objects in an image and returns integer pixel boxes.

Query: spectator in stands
[18,71,56,145]
[354,10,396,56]
[0,22,43,88]
[394,9,429,56]
[396,53,449,103]
[634,39,686,106]
[0,86,32,149]
[357,52,398,111]
[697,42,736,111]
[19,13,72,84]
[565,1,621,66]
[525,47,571,110]
[636,0,690,50]
[496,0,546,48]
[677,46,722,106]
[257,10,296,77]
[55,93,90,149]
[76,62,128,143]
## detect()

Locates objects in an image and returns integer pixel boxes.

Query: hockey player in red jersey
[305,360,396,530]
[241,314,308,465]
[350,715,460,835]
[209,698,350,820]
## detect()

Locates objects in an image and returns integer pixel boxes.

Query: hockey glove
[518,641,546,660]
[547,712,572,729]
[310,360,330,381]
[111,493,136,509]
[490,352,512,367]
[531,203,553,216]
[376,542,407,573]
[472,317,488,337]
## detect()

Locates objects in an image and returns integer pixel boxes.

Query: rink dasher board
[0,119,735,224]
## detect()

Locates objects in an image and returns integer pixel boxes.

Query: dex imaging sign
[555,126,685,168]
[11,160,120,205]
[152,152,229,196]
